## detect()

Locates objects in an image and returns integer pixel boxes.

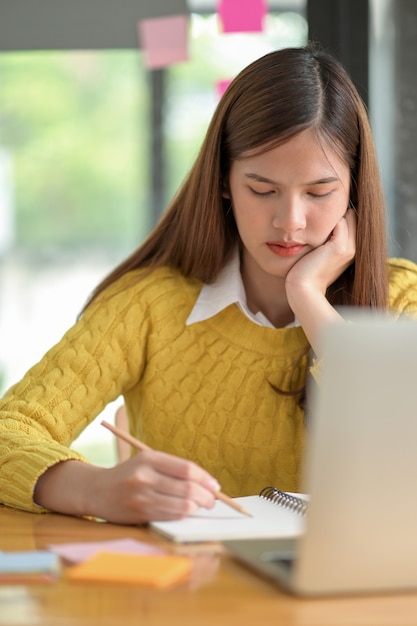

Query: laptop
[224,313,417,596]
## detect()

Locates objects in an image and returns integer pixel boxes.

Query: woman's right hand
[34,452,220,525]
[92,450,221,524]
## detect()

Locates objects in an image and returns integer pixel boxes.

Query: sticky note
[218,0,266,33]
[216,78,233,99]
[66,552,192,588]
[0,550,60,583]
[48,538,164,564]
[138,15,189,70]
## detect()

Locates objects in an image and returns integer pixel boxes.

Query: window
[0,2,307,464]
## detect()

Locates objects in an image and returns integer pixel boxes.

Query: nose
[271,195,307,232]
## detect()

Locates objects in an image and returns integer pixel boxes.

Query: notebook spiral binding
[259,486,309,516]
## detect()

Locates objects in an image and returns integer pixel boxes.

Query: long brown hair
[84,43,388,311]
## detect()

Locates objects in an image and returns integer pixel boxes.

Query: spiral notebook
[225,314,417,596]
[150,487,307,543]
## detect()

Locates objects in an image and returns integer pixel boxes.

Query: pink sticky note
[217,0,266,33]
[48,538,165,564]
[216,78,233,99]
[138,15,189,70]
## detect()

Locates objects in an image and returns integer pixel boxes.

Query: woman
[1,44,416,525]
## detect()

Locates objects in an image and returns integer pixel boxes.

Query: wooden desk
[2,505,417,626]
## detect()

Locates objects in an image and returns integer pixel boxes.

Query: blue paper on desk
[0,550,60,581]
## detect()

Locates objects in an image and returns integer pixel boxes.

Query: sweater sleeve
[388,258,417,318]
[308,258,417,384]
[0,273,149,513]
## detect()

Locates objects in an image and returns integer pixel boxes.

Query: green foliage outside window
[0,12,307,261]
[0,51,148,257]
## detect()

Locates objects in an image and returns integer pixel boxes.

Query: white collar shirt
[186,251,300,329]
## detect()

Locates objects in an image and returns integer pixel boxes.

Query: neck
[241,261,294,329]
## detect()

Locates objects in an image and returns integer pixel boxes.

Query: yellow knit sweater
[1,258,417,513]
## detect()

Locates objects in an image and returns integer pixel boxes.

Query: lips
[267,242,306,257]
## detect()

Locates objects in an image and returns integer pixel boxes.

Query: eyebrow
[244,173,340,186]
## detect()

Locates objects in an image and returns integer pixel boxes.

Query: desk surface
[2,505,417,626]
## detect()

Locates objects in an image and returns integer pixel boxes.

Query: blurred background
[0,0,416,464]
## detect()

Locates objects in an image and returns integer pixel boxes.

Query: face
[227,128,351,286]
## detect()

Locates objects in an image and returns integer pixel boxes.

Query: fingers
[130,450,219,509]
[100,450,220,524]
[345,207,357,250]
[129,486,212,522]
[148,449,220,492]
[343,206,357,239]
[286,207,357,302]
[329,207,356,261]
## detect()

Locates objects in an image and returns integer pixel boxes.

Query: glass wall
[0,3,307,464]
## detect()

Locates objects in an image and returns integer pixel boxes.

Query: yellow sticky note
[66,551,192,588]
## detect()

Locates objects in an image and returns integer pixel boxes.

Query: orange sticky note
[66,551,192,588]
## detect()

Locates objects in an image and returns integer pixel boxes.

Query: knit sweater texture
[1,258,417,513]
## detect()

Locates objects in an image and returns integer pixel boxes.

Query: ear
[221,180,231,199]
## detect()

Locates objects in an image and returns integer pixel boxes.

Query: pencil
[101,420,251,517]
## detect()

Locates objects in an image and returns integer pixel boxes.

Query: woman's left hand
[285,208,357,355]
[285,207,357,297]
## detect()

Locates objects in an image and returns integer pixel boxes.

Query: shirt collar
[186,250,299,329]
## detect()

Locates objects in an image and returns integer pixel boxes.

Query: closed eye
[249,187,275,197]
[308,191,333,199]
